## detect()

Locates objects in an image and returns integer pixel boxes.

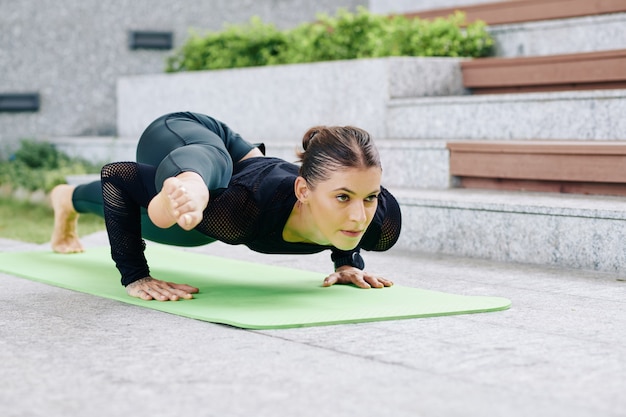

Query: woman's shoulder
[231,156,299,201]
[233,156,299,179]
[359,186,402,252]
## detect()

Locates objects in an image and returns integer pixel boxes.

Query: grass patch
[0,196,105,244]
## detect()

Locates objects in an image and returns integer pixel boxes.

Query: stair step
[461,49,626,94]
[387,89,626,140]
[391,187,626,273]
[490,12,626,57]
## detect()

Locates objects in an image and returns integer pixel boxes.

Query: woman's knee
[101,162,139,182]
[154,145,233,191]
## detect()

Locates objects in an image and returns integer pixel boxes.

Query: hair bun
[302,127,321,151]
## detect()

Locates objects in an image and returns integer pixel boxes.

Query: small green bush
[0,140,101,192]
[166,9,493,72]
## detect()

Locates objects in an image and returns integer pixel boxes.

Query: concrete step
[490,12,626,58]
[391,187,626,274]
[50,136,137,164]
[387,89,626,140]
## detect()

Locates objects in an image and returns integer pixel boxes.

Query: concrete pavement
[1,231,624,417]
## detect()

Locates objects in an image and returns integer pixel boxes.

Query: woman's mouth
[341,230,363,238]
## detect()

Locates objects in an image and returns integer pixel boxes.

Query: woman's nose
[349,201,366,223]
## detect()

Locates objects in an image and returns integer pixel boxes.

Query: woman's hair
[296,126,381,188]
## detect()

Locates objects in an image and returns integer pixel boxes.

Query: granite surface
[377,140,451,189]
[393,188,626,274]
[387,89,626,140]
[490,13,626,57]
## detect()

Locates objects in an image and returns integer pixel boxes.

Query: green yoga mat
[0,245,511,329]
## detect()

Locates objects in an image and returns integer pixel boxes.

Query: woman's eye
[365,195,379,203]
[336,194,349,202]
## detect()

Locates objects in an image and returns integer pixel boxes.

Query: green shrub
[166,8,493,72]
[0,140,101,192]
[167,17,289,71]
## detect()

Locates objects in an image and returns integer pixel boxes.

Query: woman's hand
[126,277,199,301]
[322,266,393,289]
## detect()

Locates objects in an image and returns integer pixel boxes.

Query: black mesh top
[198,157,402,258]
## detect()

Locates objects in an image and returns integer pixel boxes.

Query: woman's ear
[294,176,309,202]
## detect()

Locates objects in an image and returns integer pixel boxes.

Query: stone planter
[117,57,467,144]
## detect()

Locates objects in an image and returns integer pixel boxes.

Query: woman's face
[302,166,382,250]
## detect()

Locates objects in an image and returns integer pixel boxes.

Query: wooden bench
[404,0,626,26]
[447,141,626,196]
[461,49,626,94]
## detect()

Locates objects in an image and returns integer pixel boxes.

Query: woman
[51,112,402,301]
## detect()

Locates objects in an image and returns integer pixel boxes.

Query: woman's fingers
[167,282,200,293]
[363,274,393,288]
[322,273,339,287]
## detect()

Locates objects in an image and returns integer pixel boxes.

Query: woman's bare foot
[147,172,209,231]
[50,184,84,253]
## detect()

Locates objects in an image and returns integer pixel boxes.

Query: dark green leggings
[72,112,256,247]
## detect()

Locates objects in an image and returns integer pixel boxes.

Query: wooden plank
[460,49,626,93]
[404,0,626,26]
[447,141,626,155]
[458,177,626,196]
[462,55,626,87]
[449,152,626,182]
[461,49,626,69]
[448,141,626,196]
[469,81,626,94]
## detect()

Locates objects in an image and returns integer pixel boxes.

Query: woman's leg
[137,112,256,230]
[50,184,83,253]
[50,180,108,253]
[50,172,214,255]
[52,112,252,253]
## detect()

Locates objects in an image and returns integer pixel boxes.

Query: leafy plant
[0,140,101,192]
[166,8,493,72]
[167,17,289,71]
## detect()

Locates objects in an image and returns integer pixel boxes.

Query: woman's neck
[282,201,327,245]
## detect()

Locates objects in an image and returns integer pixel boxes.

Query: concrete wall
[0,0,364,147]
